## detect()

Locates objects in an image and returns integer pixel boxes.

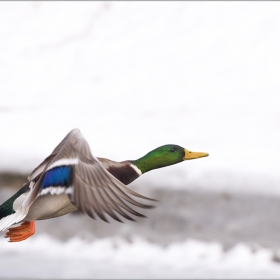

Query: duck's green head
[131,145,208,174]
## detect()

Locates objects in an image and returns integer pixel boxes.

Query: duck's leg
[5,221,36,242]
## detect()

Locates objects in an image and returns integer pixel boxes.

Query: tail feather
[0,183,30,228]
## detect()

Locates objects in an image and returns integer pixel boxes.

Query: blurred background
[1,1,280,278]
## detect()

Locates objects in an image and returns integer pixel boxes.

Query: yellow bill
[183,149,209,160]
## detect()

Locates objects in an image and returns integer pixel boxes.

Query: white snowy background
[1,1,280,278]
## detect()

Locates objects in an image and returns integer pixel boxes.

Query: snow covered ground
[2,187,280,278]
[1,2,280,278]
[1,235,280,279]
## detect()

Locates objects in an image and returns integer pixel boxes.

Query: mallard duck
[0,128,208,242]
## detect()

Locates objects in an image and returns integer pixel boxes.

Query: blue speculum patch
[41,166,73,189]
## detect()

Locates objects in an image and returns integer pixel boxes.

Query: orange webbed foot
[5,221,36,242]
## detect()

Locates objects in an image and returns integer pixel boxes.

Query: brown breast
[97,158,140,185]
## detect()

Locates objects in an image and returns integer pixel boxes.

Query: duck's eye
[170,148,175,152]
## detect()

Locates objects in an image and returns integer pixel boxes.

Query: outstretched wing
[63,129,156,222]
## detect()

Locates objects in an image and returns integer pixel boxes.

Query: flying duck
[0,128,208,242]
